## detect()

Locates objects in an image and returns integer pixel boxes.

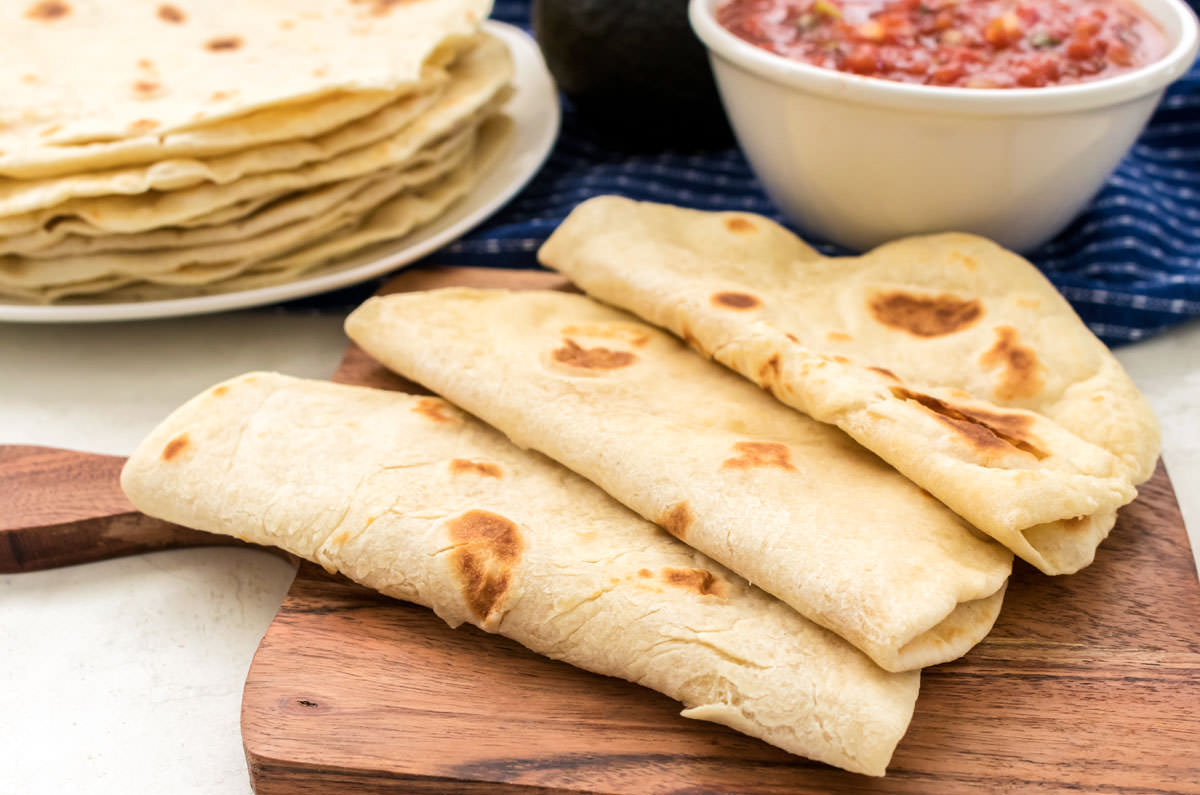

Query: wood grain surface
[0,444,253,573]
[240,267,1200,794]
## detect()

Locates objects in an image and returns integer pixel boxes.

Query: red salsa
[716,0,1168,87]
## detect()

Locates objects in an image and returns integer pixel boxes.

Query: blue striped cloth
[304,0,1200,346]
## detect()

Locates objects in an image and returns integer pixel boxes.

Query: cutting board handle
[0,444,248,574]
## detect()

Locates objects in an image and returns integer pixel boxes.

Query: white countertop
[1,307,1197,794]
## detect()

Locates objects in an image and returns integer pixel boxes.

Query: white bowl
[689,0,1200,252]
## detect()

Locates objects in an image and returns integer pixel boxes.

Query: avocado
[532,0,733,150]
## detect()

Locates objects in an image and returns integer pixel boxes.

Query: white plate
[0,21,559,323]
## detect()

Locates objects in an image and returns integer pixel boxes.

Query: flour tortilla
[6,172,391,259]
[346,290,1013,672]
[0,125,475,291]
[172,190,292,229]
[0,90,407,181]
[0,0,488,151]
[0,32,512,237]
[539,197,1155,575]
[120,372,920,776]
[0,79,446,221]
[24,179,328,240]
[215,151,481,286]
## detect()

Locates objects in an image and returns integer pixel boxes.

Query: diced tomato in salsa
[716,0,1166,87]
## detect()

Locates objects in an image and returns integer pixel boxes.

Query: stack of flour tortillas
[0,0,511,303]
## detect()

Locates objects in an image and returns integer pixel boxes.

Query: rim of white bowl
[690,0,1200,115]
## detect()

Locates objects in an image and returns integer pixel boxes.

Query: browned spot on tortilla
[723,441,795,470]
[26,1,69,20]
[662,568,725,598]
[450,459,501,478]
[757,354,781,385]
[447,510,523,623]
[825,330,852,342]
[711,291,761,310]
[157,3,185,23]
[279,19,295,29]
[869,366,899,381]
[979,325,1045,400]
[206,36,243,52]
[951,252,978,270]
[413,397,455,423]
[161,433,189,461]
[832,355,850,364]
[133,80,161,96]
[212,385,230,397]
[1091,395,1105,403]
[128,118,159,133]
[209,90,232,102]
[869,291,983,337]
[637,568,653,578]
[785,333,799,343]
[724,216,756,234]
[137,58,155,70]
[312,66,329,77]
[552,339,635,370]
[893,387,1047,459]
[659,502,693,539]
[1017,297,1041,309]
[20,74,39,84]
[38,124,62,138]
[562,324,650,347]
[331,530,351,547]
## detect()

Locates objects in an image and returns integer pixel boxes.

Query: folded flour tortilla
[120,372,919,776]
[346,290,1013,671]
[538,197,1158,575]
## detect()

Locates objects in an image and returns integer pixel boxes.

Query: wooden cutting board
[3,266,1199,794]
